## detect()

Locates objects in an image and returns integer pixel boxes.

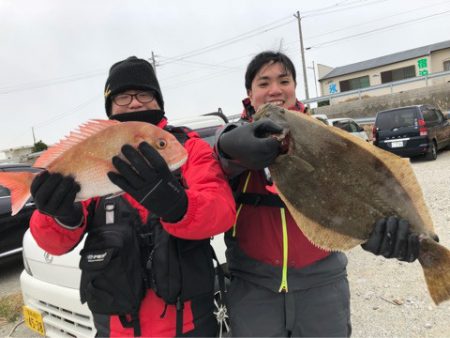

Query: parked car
[0,164,42,259]
[372,104,450,160]
[312,114,369,141]
[20,114,228,338]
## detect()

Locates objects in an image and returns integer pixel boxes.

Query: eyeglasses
[113,91,155,106]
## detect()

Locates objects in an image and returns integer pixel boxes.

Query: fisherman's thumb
[254,119,283,137]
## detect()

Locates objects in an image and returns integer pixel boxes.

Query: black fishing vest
[79,125,217,337]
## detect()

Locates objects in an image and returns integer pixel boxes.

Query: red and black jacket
[30,118,236,337]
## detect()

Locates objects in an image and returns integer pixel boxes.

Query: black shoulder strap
[236,192,285,208]
[164,125,198,145]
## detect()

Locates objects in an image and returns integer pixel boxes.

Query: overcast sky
[1,0,449,151]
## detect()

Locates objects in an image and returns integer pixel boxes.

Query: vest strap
[236,192,285,208]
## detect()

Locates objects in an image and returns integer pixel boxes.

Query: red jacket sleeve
[29,198,94,255]
[161,137,236,240]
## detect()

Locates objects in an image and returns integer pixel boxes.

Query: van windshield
[376,107,418,131]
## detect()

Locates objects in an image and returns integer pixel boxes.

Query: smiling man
[215,51,421,337]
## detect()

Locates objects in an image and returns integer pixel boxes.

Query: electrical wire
[158,17,295,66]
[306,9,450,49]
[306,0,450,40]
[0,70,105,95]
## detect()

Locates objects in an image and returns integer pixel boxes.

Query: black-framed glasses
[113,91,155,106]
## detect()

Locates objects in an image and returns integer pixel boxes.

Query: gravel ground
[1,150,450,338]
[348,150,450,338]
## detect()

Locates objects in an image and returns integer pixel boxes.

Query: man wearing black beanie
[29,56,236,337]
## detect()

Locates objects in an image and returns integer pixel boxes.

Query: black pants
[228,276,351,337]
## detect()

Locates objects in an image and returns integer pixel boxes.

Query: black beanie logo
[104,85,111,99]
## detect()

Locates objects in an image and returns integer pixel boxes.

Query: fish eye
[156,138,167,149]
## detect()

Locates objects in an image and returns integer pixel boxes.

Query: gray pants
[228,277,351,337]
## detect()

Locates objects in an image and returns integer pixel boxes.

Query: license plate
[391,141,404,148]
[23,305,46,336]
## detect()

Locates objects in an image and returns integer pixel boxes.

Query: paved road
[0,254,23,297]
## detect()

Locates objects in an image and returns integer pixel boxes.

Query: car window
[194,125,222,146]
[432,109,443,123]
[334,121,352,132]
[422,108,438,124]
[376,108,418,130]
[0,186,10,198]
[349,121,360,132]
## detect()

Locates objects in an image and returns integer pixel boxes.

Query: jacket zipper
[278,207,288,292]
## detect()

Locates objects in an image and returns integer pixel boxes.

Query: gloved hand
[361,216,420,262]
[218,119,283,170]
[30,171,83,227]
[108,142,187,223]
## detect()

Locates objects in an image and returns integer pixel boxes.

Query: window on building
[339,76,370,92]
[444,60,450,71]
[380,65,416,83]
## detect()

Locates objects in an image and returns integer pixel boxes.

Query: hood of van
[22,230,85,289]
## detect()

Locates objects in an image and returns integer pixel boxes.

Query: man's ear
[247,89,253,105]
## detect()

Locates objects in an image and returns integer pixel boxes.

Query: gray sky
[1,0,449,150]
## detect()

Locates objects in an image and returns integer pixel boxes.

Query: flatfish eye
[156,138,167,149]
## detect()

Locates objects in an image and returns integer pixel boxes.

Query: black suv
[373,104,450,160]
[0,163,42,258]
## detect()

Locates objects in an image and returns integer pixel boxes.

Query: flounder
[255,103,450,305]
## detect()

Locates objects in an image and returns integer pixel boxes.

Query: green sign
[417,58,428,69]
[417,58,429,76]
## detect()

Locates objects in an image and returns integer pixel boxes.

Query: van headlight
[22,244,33,276]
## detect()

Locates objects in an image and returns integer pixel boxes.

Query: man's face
[110,89,160,115]
[248,62,297,111]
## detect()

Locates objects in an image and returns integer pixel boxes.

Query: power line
[306,9,450,49]
[158,16,295,66]
[33,94,102,129]
[0,69,106,95]
[302,0,387,18]
[306,0,450,40]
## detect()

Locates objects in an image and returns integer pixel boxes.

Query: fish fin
[278,190,363,251]
[0,172,35,215]
[419,238,450,305]
[34,119,121,168]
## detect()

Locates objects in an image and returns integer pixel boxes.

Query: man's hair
[244,51,297,90]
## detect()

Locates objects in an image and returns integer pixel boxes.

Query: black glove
[107,142,187,223]
[218,119,283,170]
[30,171,83,227]
[361,216,420,262]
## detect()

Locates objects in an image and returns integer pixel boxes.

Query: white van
[20,114,229,338]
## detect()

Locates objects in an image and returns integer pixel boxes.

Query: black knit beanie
[104,56,164,116]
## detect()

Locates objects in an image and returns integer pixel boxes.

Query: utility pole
[311,61,318,97]
[151,51,157,75]
[294,11,309,101]
[31,127,36,145]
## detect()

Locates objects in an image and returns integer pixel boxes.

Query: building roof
[319,40,450,80]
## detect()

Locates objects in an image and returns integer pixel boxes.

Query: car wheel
[425,141,437,161]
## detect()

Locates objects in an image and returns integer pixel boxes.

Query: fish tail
[419,237,450,305]
[0,172,35,216]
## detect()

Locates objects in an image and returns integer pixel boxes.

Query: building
[0,145,35,164]
[317,40,450,105]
